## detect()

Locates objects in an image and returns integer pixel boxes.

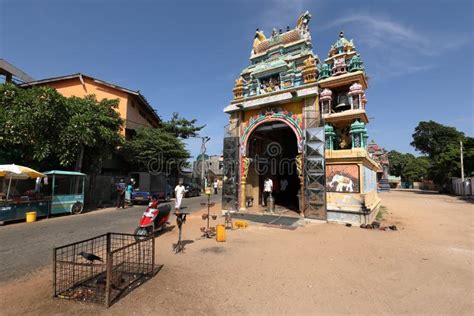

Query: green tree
[121,127,190,173]
[161,112,205,139]
[387,150,407,177]
[0,83,68,168]
[0,83,123,172]
[411,120,473,186]
[411,120,465,158]
[388,150,429,182]
[403,156,430,182]
[59,95,123,172]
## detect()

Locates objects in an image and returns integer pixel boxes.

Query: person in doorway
[116,179,126,209]
[174,182,186,212]
[280,178,288,193]
[263,177,273,207]
[279,177,288,203]
[213,179,219,194]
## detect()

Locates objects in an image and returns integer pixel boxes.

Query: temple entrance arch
[240,116,304,215]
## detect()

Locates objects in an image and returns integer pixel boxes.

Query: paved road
[0,193,221,283]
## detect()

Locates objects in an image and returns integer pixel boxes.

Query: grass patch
[375,205,388,221]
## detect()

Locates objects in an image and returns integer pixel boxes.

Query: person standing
[263,177,273,207]
[174,182,186,212]
[213,179,219,194]
[116,179,126,209]
[125,180,134,206]
[279,177,288,203]
[280,178,288,193]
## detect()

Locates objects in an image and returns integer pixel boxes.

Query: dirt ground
[0,191,472,315]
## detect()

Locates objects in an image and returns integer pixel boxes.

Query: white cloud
[320,12,469,79]
[323,13,467,56]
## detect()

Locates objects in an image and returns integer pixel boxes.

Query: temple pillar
[296,153,304,216]
[239,157,250,211]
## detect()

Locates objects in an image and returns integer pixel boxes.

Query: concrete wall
[126,97,156,129]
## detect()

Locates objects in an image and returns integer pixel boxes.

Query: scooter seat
[157,204,171,214]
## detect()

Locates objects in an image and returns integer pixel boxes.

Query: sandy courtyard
[0,191,472,315]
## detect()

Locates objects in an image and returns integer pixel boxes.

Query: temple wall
[242,100,303,122]
[325,153,381,224]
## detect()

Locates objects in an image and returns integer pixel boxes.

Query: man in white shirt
[174,182,186,211]
[263,177,273,206]
[213,180,219,194]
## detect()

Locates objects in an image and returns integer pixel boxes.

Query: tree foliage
[388,150,429,182]
[59,95,123,170]
[411,120,465,158]
[409,120,473,186]
[161,112,205,139]
[0,83,68,167]
[0,83,123,172]
[121,127,189,173]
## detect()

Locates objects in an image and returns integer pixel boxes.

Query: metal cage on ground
[53,232,156,307]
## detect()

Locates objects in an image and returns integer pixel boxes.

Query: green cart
[43,170,86,215]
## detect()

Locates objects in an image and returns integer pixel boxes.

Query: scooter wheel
[134,227,150,241]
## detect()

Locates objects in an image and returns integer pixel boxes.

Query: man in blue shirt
[116,179,126,209]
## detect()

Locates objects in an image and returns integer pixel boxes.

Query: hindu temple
[222,12,381,224]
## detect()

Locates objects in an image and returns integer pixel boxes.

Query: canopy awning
[43,170,86,176]
[0,164,45,179]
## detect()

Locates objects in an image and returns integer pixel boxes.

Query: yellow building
[21,73,160,137]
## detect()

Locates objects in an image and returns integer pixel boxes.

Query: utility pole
[460,141,465,196]
[200,136,210,192]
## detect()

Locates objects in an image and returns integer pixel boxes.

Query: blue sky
[1,0,472,159]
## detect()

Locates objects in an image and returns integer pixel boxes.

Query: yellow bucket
[216,224,226,242]
[26,211,37,223]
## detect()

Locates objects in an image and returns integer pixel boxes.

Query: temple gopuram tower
[222,12,381,224]
[319,31,381,223]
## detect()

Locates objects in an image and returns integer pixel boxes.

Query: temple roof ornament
[348,82,364,95]
[318,63,331,80]
[348,54,364,72]
[302,55,318,84]
[332,57,347,76]
[328,31,355,58]
[252,29,267,55]
[251,12,312,57]
[350,119,365,132]
[320,88,333,101]
[296,11,312,39]
[233,76,245,100]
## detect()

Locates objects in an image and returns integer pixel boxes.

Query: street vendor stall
[43,170,85,215]
[0,164,50,223]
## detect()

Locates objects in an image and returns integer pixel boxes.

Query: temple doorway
[246,121,300,215]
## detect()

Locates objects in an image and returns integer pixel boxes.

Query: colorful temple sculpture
[367,140,391,191]
[222,12,381,224]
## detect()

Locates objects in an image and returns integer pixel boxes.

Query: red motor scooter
[134,199,171,241]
